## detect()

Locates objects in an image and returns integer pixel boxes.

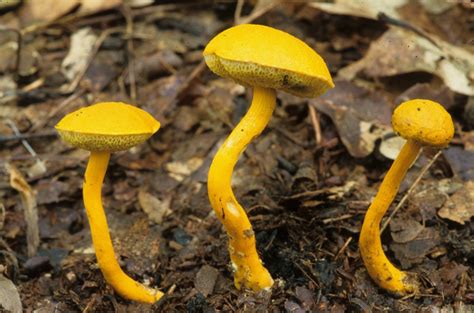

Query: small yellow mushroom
[55,102,163,303]
[359,99,454,295]
[203,24,334,291]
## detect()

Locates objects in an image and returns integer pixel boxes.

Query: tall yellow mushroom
[359,99,454,295]
[203,24,334,291]
[56,102,163,303]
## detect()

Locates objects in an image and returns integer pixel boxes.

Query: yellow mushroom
[55,102,163,303]
[359,99,454,295]
[203,24,334,291]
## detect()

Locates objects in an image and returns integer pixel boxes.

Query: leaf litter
[0,1,472,311]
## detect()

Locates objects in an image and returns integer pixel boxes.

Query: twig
[380,150,443,234]
[295,262,320,288]
[122,4,137,101]
[5,119,46,174]
[234,0,245,25]
[237,0,281,25]
[323,214,353,224]
[0,203,5,230]
[377,13,439,48]
[334,237,352,261]
[30,89,85,132]
[0,131,57,143]
[308,104,322,146]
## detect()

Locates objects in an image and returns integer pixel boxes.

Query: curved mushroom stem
[359,140,421,295]
[83,151,163,303]
[208,86,275,291]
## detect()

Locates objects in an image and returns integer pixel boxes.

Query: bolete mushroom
[203,24,334,291]
[55,102,163,303]
[359,99,454,295]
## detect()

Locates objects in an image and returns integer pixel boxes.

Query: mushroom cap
[392,99,454,148]
[203,24,334,98]
[55,102,160,152]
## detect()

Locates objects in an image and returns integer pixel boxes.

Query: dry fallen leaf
[339,27,474,96]
[438,181,474,225]
[390,217,424,243]
[0,275,22,313]
[6,163,39,257]
[165,157,204,182]
[308,0,456,20]
[379,136,406,160]
[78,0,122,15]
[138,190,171,224]
[61,27,98,82]
[19,0,79,26]
[311,80,392,158]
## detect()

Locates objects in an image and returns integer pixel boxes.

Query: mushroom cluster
[54,24,456,304]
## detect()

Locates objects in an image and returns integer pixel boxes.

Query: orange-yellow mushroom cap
[392,99,454,148]
[55,102,160,152]
[203,24,334,98]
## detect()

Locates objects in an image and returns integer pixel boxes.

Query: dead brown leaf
[438,181,474,225]
[311,80,392,158]
[137,190,171,224]
[339,27,474,96]
[391,227,440,268]
[19,0,79,26]
[390,217,424,243]
[77,0,122,15]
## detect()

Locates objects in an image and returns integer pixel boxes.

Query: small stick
[308,104,322,146]
[0,131,57,143]
[0,203,5,230]
[30,89,85,132]
[5,119,46,174]
[238,0,280,25]
[234,0,245,25]
[380,150,442,234]
[323,214,353,224]
[334,237,352,260]
[122,4,137,101]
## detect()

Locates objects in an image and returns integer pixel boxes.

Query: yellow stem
[83,151,163,303]
[208,86,275,291]
[359,140,421,295]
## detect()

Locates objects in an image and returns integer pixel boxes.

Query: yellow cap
[55,102,160,152]
[203,24,334,98]
[392,99,454,148]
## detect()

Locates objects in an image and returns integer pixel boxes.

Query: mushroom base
[83,151,164,303]
[208,86,275,291]
[359,140,421,295]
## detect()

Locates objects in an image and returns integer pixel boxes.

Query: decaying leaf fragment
[311,80,392,158]
[0,275,22,313]
[6,163,39,257]
[438,181,474,225]
[339,27,474,96]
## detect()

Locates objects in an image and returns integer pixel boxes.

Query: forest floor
[0,1,473,312]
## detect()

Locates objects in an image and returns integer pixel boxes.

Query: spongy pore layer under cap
[55,102,160,152]
[203,24,334,98]
[392,99,454,148]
